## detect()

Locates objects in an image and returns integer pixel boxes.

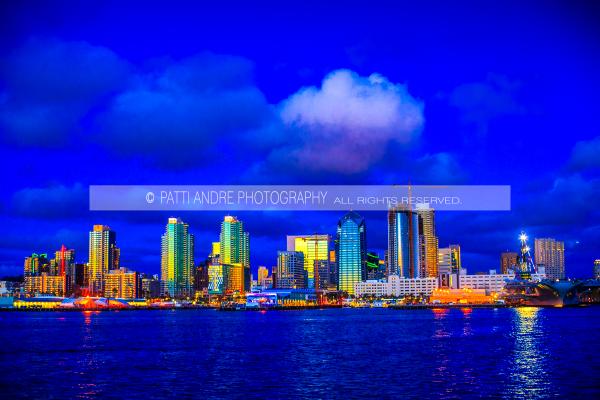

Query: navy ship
[503,232,579,306]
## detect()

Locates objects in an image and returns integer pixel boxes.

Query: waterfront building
[225,263,245,293]
[141,275,161,298]
[220,216,250,291]
[500,251,518,274]
[438,245,461,288]
[24,273,66,296]
[287,234,330,289]
[416,204,439,278]
[88,225,119,296]
[208,263,226,295]
[194,263,209,294]
[387,205,420,278]
[51,245,74,276]
[458,269,546,293]
[595,260,600,280]
[335,212,367,295]
[275,251,305,289]
[257,266,269,287]
[24,253,49,277]
[429,288,493,304]
[366,252,385,280]
[355,275,438,297]
[161,218,194,298]
[104,268,140,299]
[534,238,565,279]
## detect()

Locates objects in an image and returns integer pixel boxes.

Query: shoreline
[1,303,596,312]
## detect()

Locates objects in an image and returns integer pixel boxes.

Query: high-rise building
[24,273,66,296]
[257,266,269,287]
[194,263,209,294]
[500,252,518,274]
[275,251,305,289]
[287,234,330,289]
[220,216,250,291]
[336,211,367,295]
[24,253,48,277]
[51,245,75,277]
[88,225,118,296]
[594,259,600,280]
[534,238,565,279]
[416,204,439,278]
[161,218,194,298]
[104,268,140,299]
[387,205,420,278]
[141,274,161,298]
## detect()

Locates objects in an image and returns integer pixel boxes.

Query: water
[1,307,599,399]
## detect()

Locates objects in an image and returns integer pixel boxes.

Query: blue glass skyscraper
[387,206,420,278]
[336,211,367,295]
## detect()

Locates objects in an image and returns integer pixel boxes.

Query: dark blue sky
[1,0,599,278]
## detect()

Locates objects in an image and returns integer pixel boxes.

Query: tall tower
[88,225,118,296]
[416,204,439,278]
[161,218,194,298]
[534,238,565,279]
[276,251,305,289]
[287,234,330,289]
[387,205,420,278]
[220,216,250,291]
[336,211,367,295]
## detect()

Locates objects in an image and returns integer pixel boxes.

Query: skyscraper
[500,252,518,274]
[257,266,269,287]
[387,205,420,278]
[276,251,305,289]
[161,218,194,298]
[88,225,118,296]
[534,238,565,279]
[336,211,367,295]
[594,259,600,280]
[220,216,250,292]
[24,253,48,277]
[287,234,330,289]
[417,204,439,278]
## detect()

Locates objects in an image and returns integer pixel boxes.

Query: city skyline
[10,212,592,285]
[1,1,600,278]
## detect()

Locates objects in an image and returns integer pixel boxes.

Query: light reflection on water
[505,307,551,399]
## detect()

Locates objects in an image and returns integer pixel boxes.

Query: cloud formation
[0,38,129,146]
[95,54,273,168]
[568,136,600,172]
[279,69,424,173]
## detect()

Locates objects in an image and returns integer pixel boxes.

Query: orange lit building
[24,273,66,296]
[429,288,494,304]
[104,268,140,298]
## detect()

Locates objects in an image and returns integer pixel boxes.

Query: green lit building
[219,216,250,292]
[161,218,194,298]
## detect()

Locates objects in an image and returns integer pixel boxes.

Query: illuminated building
[257,266,269,287]
[287,234,330,289]
[429,288,493,304]
[24,253,48,277]
[104,268,140,298]
[14,296,64,309]
[225,263,245,293]
[366,252,385,280]
[211,242,221,258]
[51,245,74,276]
[387,205,420,278]
[594,259,600,280]
[276,251,305,289]
[194,263,209,294]
[88,225,118,296]
[458,269,546,293]
[355,275,438,297]
[24,273,66,296]
[220,216,250,291]
[161,218,194,298]
[500,251,518,274]
[141,275,161,298]
[534,238,565,279]
[438,245,461,288]
[417,204,439,278]
[336,212,367,295]
[208,263,226,295]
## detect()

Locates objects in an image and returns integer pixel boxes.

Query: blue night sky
[1,0,599,278]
